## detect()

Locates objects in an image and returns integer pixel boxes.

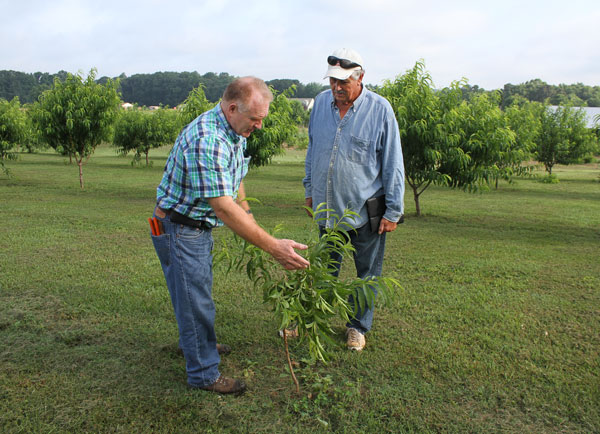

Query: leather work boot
[199,375,246,395]
[216,344,231,355]
[346,328,366,351]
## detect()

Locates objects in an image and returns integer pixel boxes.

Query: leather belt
[156,207,212,230]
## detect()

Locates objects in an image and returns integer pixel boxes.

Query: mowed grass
[1,145,599,433]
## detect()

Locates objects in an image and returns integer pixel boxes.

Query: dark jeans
[320,224,386,333]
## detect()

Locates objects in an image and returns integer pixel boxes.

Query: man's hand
[304,197,313,217]
[378,218,398,234]
[270,239,309,270]
[209,195,309,270]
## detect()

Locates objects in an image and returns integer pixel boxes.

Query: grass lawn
[1,145,599,433]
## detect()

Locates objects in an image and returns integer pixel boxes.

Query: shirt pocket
[347,135,373,165]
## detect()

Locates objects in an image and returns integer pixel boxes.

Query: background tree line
[0,70,328,107]
[459,79,600,108]
[1,66,598,201]
[4,69,600,109]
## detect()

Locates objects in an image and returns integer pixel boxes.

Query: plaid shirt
[156,104,250,227]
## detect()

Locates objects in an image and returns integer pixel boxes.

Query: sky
[2,0,599,90]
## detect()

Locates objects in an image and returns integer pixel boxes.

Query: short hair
[222,76,273,112]
[350,69,364,81]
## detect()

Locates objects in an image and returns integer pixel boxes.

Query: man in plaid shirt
[152,77,309,394]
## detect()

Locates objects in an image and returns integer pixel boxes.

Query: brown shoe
[216,344,231,355]
[199,375,246,395]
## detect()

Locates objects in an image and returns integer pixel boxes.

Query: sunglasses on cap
[327,56,361,69]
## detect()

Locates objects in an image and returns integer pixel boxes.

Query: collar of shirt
[329,84,366,114]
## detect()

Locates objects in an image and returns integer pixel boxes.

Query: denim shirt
[303,87,404,228]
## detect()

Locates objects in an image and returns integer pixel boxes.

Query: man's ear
[224,101,237,114]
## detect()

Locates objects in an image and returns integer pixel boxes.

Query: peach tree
[216,203,401,393]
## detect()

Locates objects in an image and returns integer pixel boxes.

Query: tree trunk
[146,151,149,166]
[283,332,300,394]
[77,158,84,189]
[412,185,421,217]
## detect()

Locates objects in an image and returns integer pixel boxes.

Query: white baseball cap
[324,48,364,80]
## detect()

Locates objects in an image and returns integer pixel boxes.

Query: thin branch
[283,332,300,394]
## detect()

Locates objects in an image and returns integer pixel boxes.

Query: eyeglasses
[327,56,361,69]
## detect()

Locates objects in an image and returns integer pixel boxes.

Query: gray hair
[350,68,365,81]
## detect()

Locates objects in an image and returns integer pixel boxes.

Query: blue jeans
[320,224,386,333]
[151,212,220,387]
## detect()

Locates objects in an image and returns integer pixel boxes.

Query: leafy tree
[295,82,328,98]
[32,69,121,189]
[460,84,489,101]
[0,70,68,103]
[379,61,459,216]
[198,72,235,102]
[535,105,598,175]
[502,97,542,185]
[20,104,45,154]
[113,107,179,166]
[501,79,600,108]
[289,99,310,127]
[0,97,28,174]
[216,203,400,393]
[381,62,534,214]
[266,79,300,94]
[118,71,235,106]
[177,84,215,127]
[442,92,518,191]
[246,88,297,168]
[501,79,555,108]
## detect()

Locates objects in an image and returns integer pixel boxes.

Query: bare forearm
[235,181,252,213]
[210,196,274,254]
[209,196,309,270]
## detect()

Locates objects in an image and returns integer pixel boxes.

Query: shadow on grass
[406,212,599,247]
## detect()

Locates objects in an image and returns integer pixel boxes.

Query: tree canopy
[535,106,598,175]
[31,69,121,188]
[0,96,28,174]
[379,62,456,216]
[245,88,298,168]
[113,107,180,166]
[380,61,538,215]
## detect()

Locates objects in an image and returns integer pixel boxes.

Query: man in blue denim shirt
[303,48,405,351]
[152,77,309,394]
